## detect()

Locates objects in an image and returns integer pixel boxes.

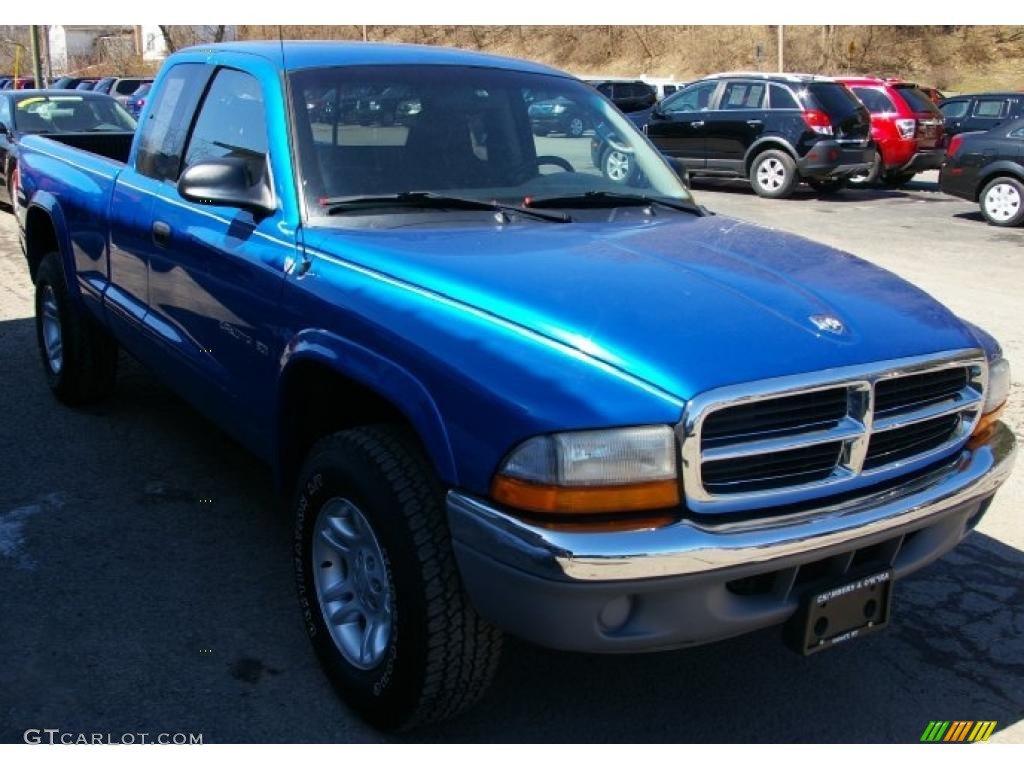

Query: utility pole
[29,25,44,87]
[777,25,784,72]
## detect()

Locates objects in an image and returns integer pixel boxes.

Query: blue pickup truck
[14,42,1016,730]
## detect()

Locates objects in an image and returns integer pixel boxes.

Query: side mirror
[177,157,274,215]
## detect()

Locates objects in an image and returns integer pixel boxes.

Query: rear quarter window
[894,86,940,114]
[851,86,895,114]
[768,84,799,110]
[974,99,1008,118]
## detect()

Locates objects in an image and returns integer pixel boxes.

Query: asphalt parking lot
[1,172,1022,743]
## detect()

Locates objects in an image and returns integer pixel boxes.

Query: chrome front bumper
[448,422,1015,652]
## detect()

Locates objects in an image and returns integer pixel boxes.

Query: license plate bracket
[787,568,893,655]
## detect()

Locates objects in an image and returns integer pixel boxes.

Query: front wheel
[293,425,503,730]
[979,176,1024,227]
[566,115,585,138]
[602,146,634,184]
[750,150,798,198]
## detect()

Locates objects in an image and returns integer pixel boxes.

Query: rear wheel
[806,178,848,195]
[34,252,118,405]
[882,170,917,188]
[566,116,585,138]
[750,150,798,199]
[294,425,503,730]
[979,176,1024,227]
[848,150,882,188]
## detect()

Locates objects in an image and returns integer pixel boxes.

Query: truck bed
[35,131,134,165]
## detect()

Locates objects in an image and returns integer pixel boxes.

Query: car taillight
[801,109,833,136]
[895,118,916,139]
[947,133,965,157]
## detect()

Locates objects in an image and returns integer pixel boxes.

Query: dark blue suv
[644,73,874,198]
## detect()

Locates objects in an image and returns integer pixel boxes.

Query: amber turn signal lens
[491,475,680,515]
[968,404,1005,448]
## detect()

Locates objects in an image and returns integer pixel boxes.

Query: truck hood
[304,215,979,400]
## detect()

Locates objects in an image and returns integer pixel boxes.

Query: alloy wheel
[605,150,631,182]
[41,285,63,374]
[312,497,393,670]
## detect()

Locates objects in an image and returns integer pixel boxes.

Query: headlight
[985,357,1010,414]
[491,426,680,514]
[551,103,567,115]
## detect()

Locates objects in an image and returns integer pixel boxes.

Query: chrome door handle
[747,119,763,126]
[690,120,704,128]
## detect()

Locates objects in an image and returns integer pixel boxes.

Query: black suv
[643,73,874,198]
[939,92,1024,138]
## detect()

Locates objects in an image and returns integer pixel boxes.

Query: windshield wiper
[525,191,706,216]
[320,191,571,223]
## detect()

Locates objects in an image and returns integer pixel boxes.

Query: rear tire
[750,150,798,199]
[34,252,118,405]
[882,171,916,188]
[806,178,848,195]
[979,176,1024,227]
[293,425,503,730]
[602,146,635,184]
[848,150,882,188]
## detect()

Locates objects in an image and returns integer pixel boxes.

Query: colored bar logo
[920,721,997,742]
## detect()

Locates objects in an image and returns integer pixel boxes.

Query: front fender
[279,329,458,485]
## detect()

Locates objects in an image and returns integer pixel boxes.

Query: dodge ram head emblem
[810,314,846,334]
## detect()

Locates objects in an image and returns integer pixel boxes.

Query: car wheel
[848,151,882,188]
[566,116,585,138]
[882,171,916,188]
[979,176,1024,227]
[602,147,633,184]
[34,252,118,405]
[750,150,798,199]
[807,178,847,195]
[294,425,503,730]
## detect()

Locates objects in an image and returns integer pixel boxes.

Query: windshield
[289,65,691,221]
[13,95,137,133]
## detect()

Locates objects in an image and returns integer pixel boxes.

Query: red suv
[836,77,946,187]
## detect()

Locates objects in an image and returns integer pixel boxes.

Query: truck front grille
[680,352,987,514]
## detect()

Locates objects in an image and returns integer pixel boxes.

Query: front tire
[750,150,798,198]
[293,425,502,730]
[979,176,1024,227]
[34,252,118,405]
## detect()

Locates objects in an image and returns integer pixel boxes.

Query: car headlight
[491,425,680,514]
[972,357,1011,442]
[551,103,567,115]
[985,357,1010,414]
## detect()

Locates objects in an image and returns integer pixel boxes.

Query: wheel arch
[974,162,1024,202]
[23,196,74,291]
[275,331,458,495]
[744,137,798,174]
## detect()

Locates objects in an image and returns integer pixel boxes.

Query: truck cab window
[183,68,269,181]
[135,63,210,182]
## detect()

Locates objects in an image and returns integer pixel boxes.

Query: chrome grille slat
[679,350,987,514]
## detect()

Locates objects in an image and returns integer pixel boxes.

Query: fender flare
[24,193,82,307]
[974,160,1024,201]
[744,136,799,172]
[277,329,458,486]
